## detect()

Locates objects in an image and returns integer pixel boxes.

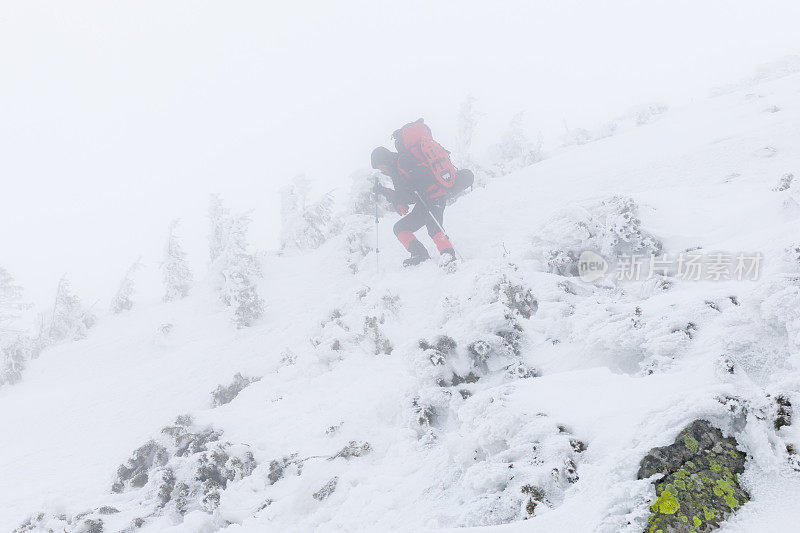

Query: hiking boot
[439,248,456,265]
[403,240,430,267]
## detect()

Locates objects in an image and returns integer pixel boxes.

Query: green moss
[693,515,702,527]
[684,435,700,453]
[651,490,680,515]
[680,515,688,523]
[703,507,715,520]
[710,462,722,472]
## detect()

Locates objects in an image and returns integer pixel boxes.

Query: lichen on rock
[637,419,749,532]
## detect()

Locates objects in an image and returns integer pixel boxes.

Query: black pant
[393,201,445,237]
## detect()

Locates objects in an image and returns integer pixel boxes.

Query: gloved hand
[374,185,400,205]
[395,204,409,215]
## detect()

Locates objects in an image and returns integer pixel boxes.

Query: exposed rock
[638,420,749,532]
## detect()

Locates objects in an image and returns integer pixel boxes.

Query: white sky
[2,0,800,310]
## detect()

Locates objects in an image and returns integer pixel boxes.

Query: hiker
[371,119,474,267]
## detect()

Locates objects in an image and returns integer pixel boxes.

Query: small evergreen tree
[280,176,340,251]
[111,258,142,314]
[48,276,96,342]
[208,193,230,263]
[0,267,29,332]
[349,169,390,217]
[491,111,543,175]
[209,197,264,328]
[454,94,481,168]
[162,219,193,302]
[0,268,36,387]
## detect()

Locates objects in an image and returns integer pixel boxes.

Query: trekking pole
[374,175,380,273]
[413,191,463,261]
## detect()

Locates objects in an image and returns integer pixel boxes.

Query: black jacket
[383,154,443,204]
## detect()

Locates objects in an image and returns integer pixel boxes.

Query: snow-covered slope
[3,65,800,532]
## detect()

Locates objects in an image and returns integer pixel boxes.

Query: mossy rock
[638,420,749,532]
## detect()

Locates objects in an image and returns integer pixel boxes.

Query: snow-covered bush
[162,219,193,302]
[209,196,264,328]
[342,215,375,275]
[1,335,41,387]
[47,276,96,343]
[425,393,585,527]
[310,290,399,363]
[17,415,258,531]
[210,372,261,407]
[280,176,341,251]
[110,258,141,314]
[630,102,668,126]
[562,122,618,147]
[530,195,662,277]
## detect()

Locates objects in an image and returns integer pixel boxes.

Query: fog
[2,0,799,309]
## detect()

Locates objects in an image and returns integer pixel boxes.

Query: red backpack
[392,119,457,190]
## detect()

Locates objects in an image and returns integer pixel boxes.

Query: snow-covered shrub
[209,196,264,328]
[329,440,371,460]
[162,219,193,302]
[1,335,41,387]
[489,111,543,175]
[530,196,662,277]
[310,291,398,362]
[113,415,257,513]
[210,372,261,407]
[562,122,618,147]
[47,276,96,343]
[280,176,341,251]
[363,314,392,355]
[342,215,375,274]
[110,258,141,314]
[464,269,539,375]
[630,102,668,125]
[312,477,338,501]
[18,415,258,531]
[772,172,794,192]
[435,395,584,527]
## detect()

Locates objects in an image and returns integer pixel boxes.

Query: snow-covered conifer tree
[280,176,340,251]
[0,267,29,331]
[110,258,142,314]
[48,276,96,342]
[491,111,543,174]
[208,193,230,263]
[454,94,480,168]
[162,219,193,302]
[209,196,264,327]
[0,267,36,387]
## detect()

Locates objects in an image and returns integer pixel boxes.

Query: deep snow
[3,64,800,532]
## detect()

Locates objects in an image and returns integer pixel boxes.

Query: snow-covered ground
[3,63,800,532]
